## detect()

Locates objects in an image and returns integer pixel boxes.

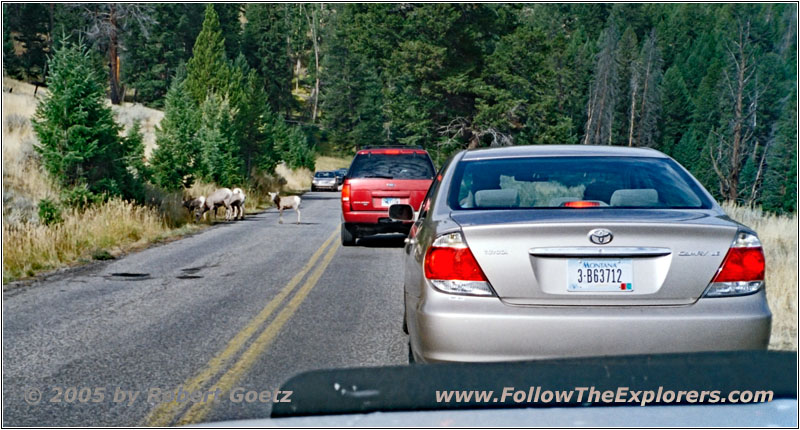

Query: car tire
[311,185,317,192]
[341,223,356,246]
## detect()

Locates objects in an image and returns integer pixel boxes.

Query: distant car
[341,146,435,246]
[392,145,771,363]
[335,169,348,186]
[311,171,338,191]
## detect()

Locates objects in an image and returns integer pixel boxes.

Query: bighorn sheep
[195,188,233,222]
[183,196,205,217]
[269,192,301,224]
[228,188,246,220]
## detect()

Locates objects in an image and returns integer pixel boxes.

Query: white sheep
[269,192,301,224]
[196,188,232,222]
[228,188,246,220]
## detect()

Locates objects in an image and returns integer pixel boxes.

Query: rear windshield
[448,156,713,210]
[315,171,335,178]
[348,153,435,180]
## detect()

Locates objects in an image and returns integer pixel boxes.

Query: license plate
[567,259,633,292]
[381,198,400,207]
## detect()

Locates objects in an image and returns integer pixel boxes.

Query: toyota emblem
[588,228,613,245]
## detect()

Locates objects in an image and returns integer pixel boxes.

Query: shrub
[37,198,62,226]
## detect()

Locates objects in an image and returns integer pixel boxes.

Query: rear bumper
[410,288,772,363]
[342,210,412,234]
[312,182,338,190]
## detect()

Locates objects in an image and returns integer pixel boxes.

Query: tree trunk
[295,58,301,92]
[729,27,747,201]
[747,140,768,207]
[627,78,637,147]
[307,5,321,122]
[636,53,652,146]
[109,5,122,105]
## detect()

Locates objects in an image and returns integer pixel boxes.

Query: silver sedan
[391,145,771,363]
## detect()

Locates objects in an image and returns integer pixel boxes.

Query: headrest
[474,189,520,208]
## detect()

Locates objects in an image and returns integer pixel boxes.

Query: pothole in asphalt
[107,272,151,281]
[176,275,203,279]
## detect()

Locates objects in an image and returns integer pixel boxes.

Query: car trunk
[452,209,739,306]
[349,178,431,211]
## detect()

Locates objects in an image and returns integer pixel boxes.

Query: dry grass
[722,202,798,351]
[275,162,313,192]
[315,155,351,171]
[2,199,203,283]
[2,92,60,226]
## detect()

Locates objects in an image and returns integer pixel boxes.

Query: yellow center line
[143,229,338,427]
[176,239,341,425]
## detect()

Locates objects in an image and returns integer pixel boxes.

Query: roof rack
[359,145,424,150]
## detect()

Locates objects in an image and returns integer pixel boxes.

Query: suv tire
[341,222,356,246]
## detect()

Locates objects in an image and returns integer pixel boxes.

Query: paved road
[2,192,409,426]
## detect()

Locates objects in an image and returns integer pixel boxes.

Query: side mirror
[389,204,414,221]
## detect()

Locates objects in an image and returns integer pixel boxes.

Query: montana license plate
[567,259,633,292]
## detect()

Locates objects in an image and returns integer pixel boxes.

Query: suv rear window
[315,171,335,178]
[449,156,713,210]
[348,153,435,180]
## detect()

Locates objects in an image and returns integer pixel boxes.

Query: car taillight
[424,232,494,296]
[341,182,352,211]
[704,232,765,297]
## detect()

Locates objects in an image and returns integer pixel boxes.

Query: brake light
[424,232,493,296]
[712,247,765,282]
[384,149,400,154]
[341,182,351,211]
[564,200,602,208]
[704,232,765,297]
[341,183,350,201]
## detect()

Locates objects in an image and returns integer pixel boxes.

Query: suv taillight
[424,232,494,296]
[704,232,765,297]
[341,182,351,210]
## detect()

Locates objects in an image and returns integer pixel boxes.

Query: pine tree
[3,5,22,78]
[122,120,150,184]
[150,70,202,191]
[242,4,293,115]
[613,26,639,147]
[185,4,230,105]
[635,29,664,148]
[215,3,243,59]
[121,4,205,106]
[4,3,50,80]
[197,93,242,187]
[32,39,140,202]
[321,8,386,152]
[659,66,693,156]
[583,24,620,145]
[761,88,797,214]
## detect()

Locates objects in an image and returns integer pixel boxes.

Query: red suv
[341,147,435,246]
